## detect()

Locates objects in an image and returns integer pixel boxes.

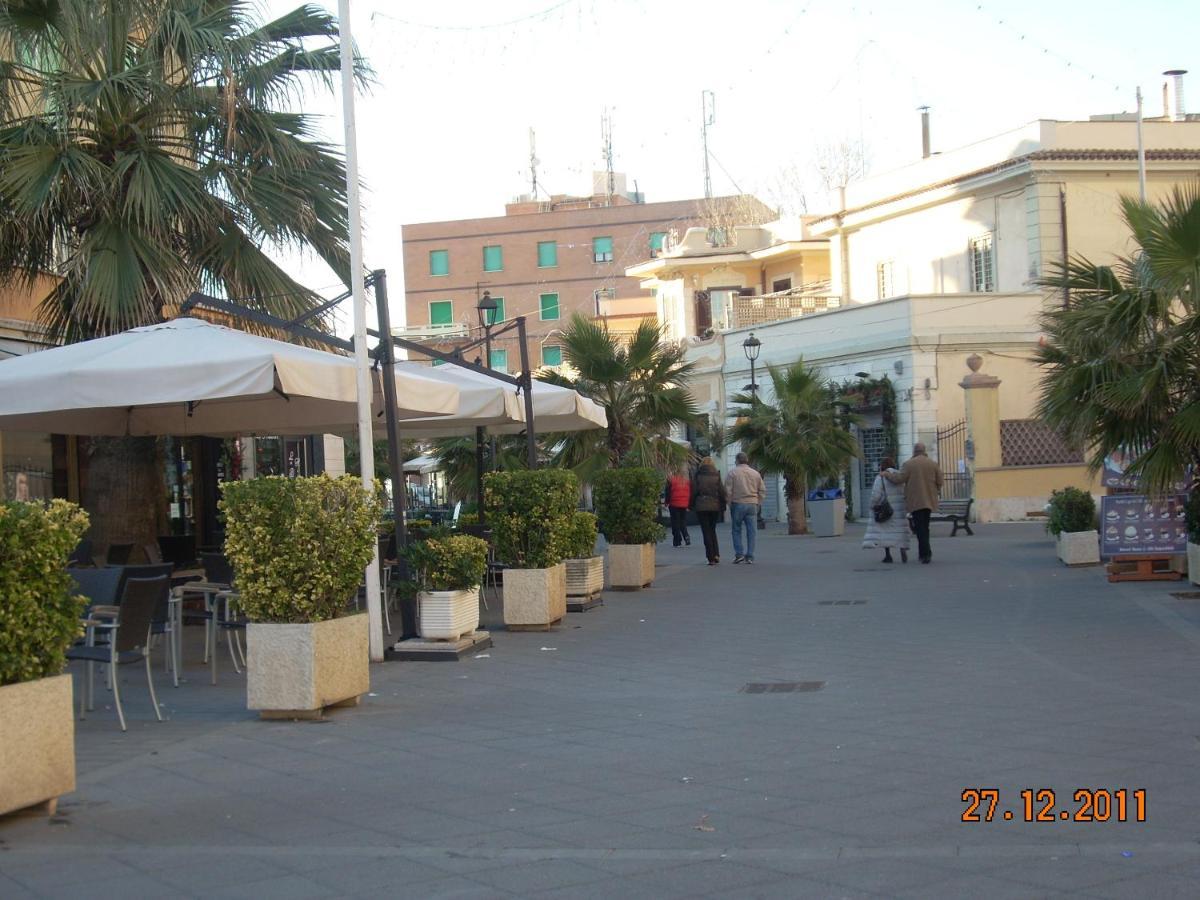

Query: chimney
[1163,69,1187,121]
[919,106,931,159]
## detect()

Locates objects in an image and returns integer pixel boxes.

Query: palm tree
[1036,183,1200,496]
[541,313,698,472]
[429,434,534,506]
[729,359,859,534]
[0,0,366,547]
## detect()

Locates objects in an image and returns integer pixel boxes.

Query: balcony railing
[392,322,469,340]
[722,285,841,330]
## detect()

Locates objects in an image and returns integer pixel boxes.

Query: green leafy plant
[220,475,381,624]
[592,468,667,545]
[405,535,489,592]
[484,470,578,569]
[563,511,599,559]
[1045,487,1097,536]
[457,512,480,527]
[0,500,90,686]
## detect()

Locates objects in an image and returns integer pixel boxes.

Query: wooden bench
[930,498,974,536]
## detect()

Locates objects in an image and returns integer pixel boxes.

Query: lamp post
[475,291,500,522]
[743,332,761,400]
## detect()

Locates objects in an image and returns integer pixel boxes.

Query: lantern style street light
[743,332,762,399]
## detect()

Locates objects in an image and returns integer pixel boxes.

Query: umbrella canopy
[0,318,459,436]
[402,454,442,475]
[385,361,525,438]
[395,362,607,437]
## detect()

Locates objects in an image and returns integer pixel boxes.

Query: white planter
[418,588,480,640]
[503,563,567,628]
[1188,542,1200,586]
[565,556,604,597]
[246,613,369,718]
[0,674,75,816]
[809,498,846,537]
[609,543,655,590]
[1056,530,1100,566]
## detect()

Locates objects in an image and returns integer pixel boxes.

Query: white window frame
[969,234,996,293]
[428,299,453,326]
[876,261,895,300]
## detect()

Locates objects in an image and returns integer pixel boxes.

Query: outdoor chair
[68,566,124,616]
[176,552,241,682]
[157,534,197,569]
[210,590,247,685]
[68,539,95,567]
[105,543,135,565]
[143,542,164,565]
[67,576,167,732]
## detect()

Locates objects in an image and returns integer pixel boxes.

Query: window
[649,232,667,256]
[537,241,557,268]
[429,300,453,326]
[771,277,792,293]
[489,296,505,323]
[432,358,445,366]
[876,261,895,300]
[539,292,560,320]
[489,349,508,373]
[970,234,995,292]
[542,345,563,367]
[483,245,503,272]
[592,236,614,263]
[429,249,449,276]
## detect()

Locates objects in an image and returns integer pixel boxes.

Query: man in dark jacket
[690,457,727,565]
[885,442,943,564]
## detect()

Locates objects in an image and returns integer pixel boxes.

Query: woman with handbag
[862,455,910,563]
[691,456,727,566]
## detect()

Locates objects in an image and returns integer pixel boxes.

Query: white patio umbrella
[383,361,525,438]
[0,317,459,436]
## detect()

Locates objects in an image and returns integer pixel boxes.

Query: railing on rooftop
[392,322,469,340]
[722,284,841,331]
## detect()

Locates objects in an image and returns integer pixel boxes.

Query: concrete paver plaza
[3,522,1200,898]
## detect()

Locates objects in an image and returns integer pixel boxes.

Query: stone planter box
[418,588,480,641]
[246,613,369,719]
[503,563,566,629]
[0,674,75,817]
[609,543,655,590]
[1188,542,1200,586]
[1056,530,1100,566]
[565,556,604,597]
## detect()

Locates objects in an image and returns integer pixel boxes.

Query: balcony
[716,284,841,331]
[392,322,469,340]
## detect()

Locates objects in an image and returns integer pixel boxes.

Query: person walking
[726,451,766,564]
[690,457,726,565]
[862,455,909,563]
[884,442,943,564]
[663,466,692,548]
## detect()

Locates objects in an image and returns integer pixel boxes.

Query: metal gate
[936,419,972,499]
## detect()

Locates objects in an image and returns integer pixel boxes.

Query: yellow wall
[0,274,56,323]
[975,464,1100,501]
[935,348,1043,424]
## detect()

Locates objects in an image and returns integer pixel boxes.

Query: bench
[930,498,974,536]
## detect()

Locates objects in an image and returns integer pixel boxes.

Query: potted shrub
[485,469,576,629]
[1046,486,1099,566]
[406,534,489,639]
[1185,490,1200,586]
[593,468,666,590]
[221,475,380,719]
[563,511,603,611]
[1,500,89,817]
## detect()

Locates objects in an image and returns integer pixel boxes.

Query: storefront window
[2,431,53,501]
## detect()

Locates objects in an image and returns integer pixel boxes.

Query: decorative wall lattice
[1000,419,1084,467]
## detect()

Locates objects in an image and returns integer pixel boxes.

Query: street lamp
[743,332,762,399]
[475,290,499,521]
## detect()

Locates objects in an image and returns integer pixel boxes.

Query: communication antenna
[701,90,715,199]
[601,108,615,205]
[529,127,540,198]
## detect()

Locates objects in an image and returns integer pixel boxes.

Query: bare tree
[698,195,776,247]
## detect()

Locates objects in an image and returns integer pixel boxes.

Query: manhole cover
[740,681,825,694]
[818,600,867,605]
[1170,591,1200,600]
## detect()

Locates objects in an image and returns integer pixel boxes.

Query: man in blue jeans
[725,452,766,564]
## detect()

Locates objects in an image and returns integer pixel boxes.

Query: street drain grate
[818,600,867,605]
[1170,591,1200,600]
[740,681,825,694]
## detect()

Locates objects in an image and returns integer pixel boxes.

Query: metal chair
[143,542,164,565]
[68,539,95,567]
[68,566,123,614]
[105,543,135,565]
[67,576,167,732]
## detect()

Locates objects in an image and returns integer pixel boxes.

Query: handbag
[872,494,893,523]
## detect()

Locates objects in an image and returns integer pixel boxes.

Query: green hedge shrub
[220,475,381,623]
[484,469,577,569]
[593,467,667,544]
[405,534,489,592]
[0,500,90,686]
[563,511,599,559]
[1046,486,1096,536]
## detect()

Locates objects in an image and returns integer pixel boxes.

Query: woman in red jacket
[664,466,692,547]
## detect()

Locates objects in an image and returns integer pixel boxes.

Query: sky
[259,0,1196,329]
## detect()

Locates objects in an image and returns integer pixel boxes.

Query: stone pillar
[959,353,1002,468]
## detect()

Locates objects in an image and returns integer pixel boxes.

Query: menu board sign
[1099,494,1187,557]
[1102,451,1189,492]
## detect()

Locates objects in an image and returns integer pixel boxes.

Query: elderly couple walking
[863,443,943,564]
[667,453,765,566]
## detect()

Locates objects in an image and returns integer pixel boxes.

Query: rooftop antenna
[601,108,615,205]
[529,127,540,198]
[701,89,715,199]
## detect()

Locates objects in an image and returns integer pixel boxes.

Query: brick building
[399,186,773,372]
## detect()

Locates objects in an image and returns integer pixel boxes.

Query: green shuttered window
[537,241,557,268]
[539,293,559,320]
[429,249,449,276]
[483,245,503,272]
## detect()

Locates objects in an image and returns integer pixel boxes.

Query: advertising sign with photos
[1099,494,1188,557]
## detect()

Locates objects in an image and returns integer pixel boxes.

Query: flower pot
[609,543,655,590]
[418,588,480,640]
[565,556,604,598]
[503,563,567,629]
[1188,542,1200,586]
[1056,529,1100,566]
[246,613,369,718]
[0,674,75,816]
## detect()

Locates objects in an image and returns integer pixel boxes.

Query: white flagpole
[338,0,384,661]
